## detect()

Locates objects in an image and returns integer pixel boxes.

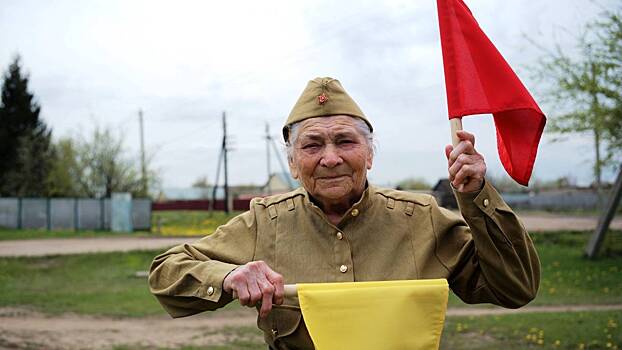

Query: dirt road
[1,213,620,257]
[1,305,620,350]
[0,237,190,257]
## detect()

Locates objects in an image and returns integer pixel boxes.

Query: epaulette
[253,187,306,208]
[372,186,432,207]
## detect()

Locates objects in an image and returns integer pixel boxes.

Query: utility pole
[138,109,147,197]
[586,164,622,258]
[270,137,295,189]
[209,148,223,213]
[222,111,230,213]
[265,123,272,195]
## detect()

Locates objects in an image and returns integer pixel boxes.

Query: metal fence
[0,198,151,231]
[502,190,607,211]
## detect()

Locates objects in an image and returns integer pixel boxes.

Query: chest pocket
[264,201,336,284]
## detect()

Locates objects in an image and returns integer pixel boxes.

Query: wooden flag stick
[284,284,297,298]
[450,117,463,148]
[450,118,465,191]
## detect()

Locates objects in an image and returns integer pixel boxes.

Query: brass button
[207,286,215,296]
[340,265,348,273]
[483,199,490,208]
[336,232,343,240]
[351,208,359,217]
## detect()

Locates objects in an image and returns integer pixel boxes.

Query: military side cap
[282,77,373,142]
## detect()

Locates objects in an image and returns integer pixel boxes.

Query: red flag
[437,0,546,186]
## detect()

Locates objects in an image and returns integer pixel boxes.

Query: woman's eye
[302,144,320,149]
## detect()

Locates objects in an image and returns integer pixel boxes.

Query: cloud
[0,0,617,187]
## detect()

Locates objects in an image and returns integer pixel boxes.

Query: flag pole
[450,117,463,147]
[284,284,297,297]
[450,117,465,191]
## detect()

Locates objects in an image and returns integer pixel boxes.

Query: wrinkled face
[289,115,373,207]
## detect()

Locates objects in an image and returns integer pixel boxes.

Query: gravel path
[1,305,620,350]
[0,214,620,257]
[515,212,622,232]
[0,237,190,257]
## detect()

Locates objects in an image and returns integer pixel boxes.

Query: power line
[265,122,272,195]
[138,109,147,196]
[209,111,230,213]
[223,111,230,214]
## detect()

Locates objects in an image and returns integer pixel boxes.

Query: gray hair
[285,117,376,161]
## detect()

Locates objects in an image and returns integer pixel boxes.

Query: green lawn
[111,311,621,350]
[446,230,622,307]
[0,228,145,241]
[441,311,620,349]
[0,230,621,349]
[0,250,163,316]
[0,211,240,240]
[151,210,241,236]
[0,230,620,317]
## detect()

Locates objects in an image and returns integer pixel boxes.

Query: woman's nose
[319,144,343,168]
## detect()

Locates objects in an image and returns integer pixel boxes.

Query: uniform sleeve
[148,203,259,318]
[431,180,540,308]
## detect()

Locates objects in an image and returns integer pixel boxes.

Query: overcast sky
[0,0,617,189]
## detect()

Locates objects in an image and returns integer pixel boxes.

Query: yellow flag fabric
[297,279,449,350]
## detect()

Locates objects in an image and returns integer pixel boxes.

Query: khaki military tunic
[149,181,540,349]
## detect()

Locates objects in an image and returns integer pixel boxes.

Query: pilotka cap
[282,77,373,142]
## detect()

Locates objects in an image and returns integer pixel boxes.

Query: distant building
[432,179,458,209]
[262,172,299,195]
[157,173,298,202]
[157,187,217,201]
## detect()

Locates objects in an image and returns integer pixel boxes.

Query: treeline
[0,56,157,199]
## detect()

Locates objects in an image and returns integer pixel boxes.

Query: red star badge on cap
[318,93,328,105]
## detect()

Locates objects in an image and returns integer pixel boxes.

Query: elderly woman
[149,77,540,349]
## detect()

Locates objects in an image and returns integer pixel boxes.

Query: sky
[0,0,617,189]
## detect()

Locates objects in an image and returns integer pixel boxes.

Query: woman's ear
[288,155,299,179]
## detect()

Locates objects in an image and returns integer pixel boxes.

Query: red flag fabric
[437,0,546,186]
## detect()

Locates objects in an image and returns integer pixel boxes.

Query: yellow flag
[297,279,449,350]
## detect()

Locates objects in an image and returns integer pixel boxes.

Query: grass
[531,230,622,306]
[0,230,621,349]
[110,312,621,350]
[0,228,146,241]
[0,230,619,317]
[0,250,163,316]
[0,211,240,240]
[441,310,621,349]
[151,211,241,236]
[447,230,622,307]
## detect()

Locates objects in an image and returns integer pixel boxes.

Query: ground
[2,212,620,257]
[1,305,620,350]
[0,211,620,349]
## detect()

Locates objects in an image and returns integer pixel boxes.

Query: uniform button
[351,208,359,217]
[483,199,490,208]
[336,232,343,240]
[339,265,348,273]
[207,286,215,296]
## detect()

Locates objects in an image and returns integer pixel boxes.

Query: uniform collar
[300,182,374,220]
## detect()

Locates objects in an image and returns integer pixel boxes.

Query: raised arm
[435,130,540,308]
